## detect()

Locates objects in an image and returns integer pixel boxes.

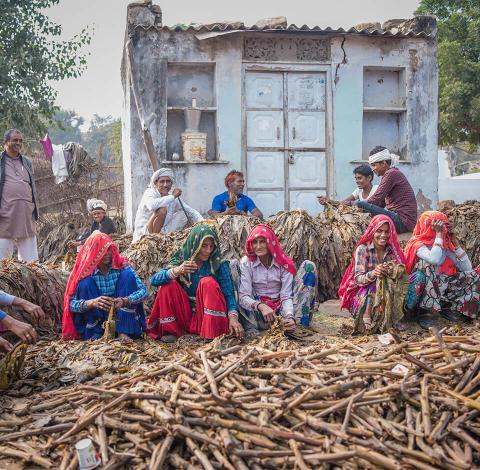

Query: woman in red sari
[338,214,407,333]
[147,224,243,342]
[62,232,147,341]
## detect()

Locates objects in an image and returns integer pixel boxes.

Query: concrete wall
[438,150,480,203]
[122,10,438,229]
[330,35,438,207]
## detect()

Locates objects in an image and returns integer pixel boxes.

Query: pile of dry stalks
[443,200,480,267]
[1,325,479,469]
[0,261,67,337]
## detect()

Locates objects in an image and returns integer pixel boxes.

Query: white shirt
[416,236,472,273]
[133,188,203,242]
[352,184,379,201]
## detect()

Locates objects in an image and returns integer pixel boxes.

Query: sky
[48,0,421,124]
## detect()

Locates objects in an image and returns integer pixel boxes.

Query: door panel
[248,191,285,218]
[247,111,284,148]
[246,72,283,109]
[289,152,326,188]
[288,111,325,148]
[289,190,325,216]
[287,73,326,110]
[247,151,284,189]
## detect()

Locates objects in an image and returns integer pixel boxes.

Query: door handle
[276,127,281,140]
[288,152,295,164]
[292,127,296,139]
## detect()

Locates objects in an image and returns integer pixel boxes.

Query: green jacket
[0,151,39,220]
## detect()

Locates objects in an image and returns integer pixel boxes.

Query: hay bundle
[38,213,127,263]
[443,200,480,266]
[268,208,322,265]
[37,212,89,262]
[123,231,191,284]
[0,260,67,337]
[316,204,371,300]
[216,214,261,259]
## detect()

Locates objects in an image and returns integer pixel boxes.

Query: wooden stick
[96,414,109,464]
[289,439,310,470]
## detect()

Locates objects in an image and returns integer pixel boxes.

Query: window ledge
[349,160,411,164]
[160,160,229,165]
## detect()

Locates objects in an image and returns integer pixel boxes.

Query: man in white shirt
[133,168,203,242]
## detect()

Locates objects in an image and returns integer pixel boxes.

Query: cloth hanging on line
[39,134,53,161]
[51,144,69,184]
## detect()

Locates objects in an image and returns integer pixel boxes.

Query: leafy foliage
[417,0,480,147]
[0,0,91,138]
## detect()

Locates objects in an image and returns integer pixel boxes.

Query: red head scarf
[338,214,406,310]
[62,232,129,340]
[244,224,297,275]
[404,211,456,276]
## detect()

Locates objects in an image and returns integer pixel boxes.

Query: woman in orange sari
[404,211,480,325]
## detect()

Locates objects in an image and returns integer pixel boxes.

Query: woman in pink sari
[338,214,407,333]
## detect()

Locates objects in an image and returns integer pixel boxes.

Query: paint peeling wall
[330,35,438,208]
[122,10,438,229]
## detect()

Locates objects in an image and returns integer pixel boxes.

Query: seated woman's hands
[317,196,330,205]
[67,240,81,250]
[87,296,114,311]
[173,261,198,277]
[87,296,130,311]
[228,314,244,339]
[258,303,276,322]
[282,317,296,331]
[372,263,392,279]
[13,298,45,323]
[0,336,13,353]
[1,316,38,344]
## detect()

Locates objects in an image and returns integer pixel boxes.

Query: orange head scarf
[404,211,456,275]
[62,232,129,340]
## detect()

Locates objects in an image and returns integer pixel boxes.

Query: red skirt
[147,277,229,340]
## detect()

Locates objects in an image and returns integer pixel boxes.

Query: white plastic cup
[75,438,101,470]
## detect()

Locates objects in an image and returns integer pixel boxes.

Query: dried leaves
[0,260,67,337]
[444,200,480,266]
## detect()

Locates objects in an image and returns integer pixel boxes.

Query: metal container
[184,107,202,132]
[181,131,207,161]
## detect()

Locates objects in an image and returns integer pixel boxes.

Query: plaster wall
[330,35,438,207]
[122,26,438,229]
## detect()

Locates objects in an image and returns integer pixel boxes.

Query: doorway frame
[241,62,334,212]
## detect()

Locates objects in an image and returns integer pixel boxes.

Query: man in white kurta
[133,168,203,242]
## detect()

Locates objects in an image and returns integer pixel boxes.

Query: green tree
[0,0,91,139]
[48,109,84,144]
[416,0,480,147]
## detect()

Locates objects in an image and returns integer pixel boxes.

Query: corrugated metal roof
[159,23,434,38]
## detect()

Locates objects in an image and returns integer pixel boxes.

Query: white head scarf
[149,168,174,189]
[368,148,400,167]
[87,198,107,213]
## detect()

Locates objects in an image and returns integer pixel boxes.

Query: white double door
[245,70,328,217]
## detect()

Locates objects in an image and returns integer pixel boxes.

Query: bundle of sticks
[1,326,479,469]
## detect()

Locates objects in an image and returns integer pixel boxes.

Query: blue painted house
[122,2,438,228]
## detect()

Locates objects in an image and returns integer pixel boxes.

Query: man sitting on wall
[355,146,417,234]
[209,170,263,218]
[133,168,203,242]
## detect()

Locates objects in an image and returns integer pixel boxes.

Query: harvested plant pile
[38,212,128,265]
[37,212,89,262]
[0,260,67,337]
[444,200,480,267]
[123,231,191,285]
[1,326,480,469]
[316,204,371,300]
[216,215,261,259]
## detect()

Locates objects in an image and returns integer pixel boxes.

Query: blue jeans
[356,201,409,234]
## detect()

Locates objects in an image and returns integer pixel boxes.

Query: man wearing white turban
[133,168,203,242]
[354,146,417,234]
[67,198,116,251]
